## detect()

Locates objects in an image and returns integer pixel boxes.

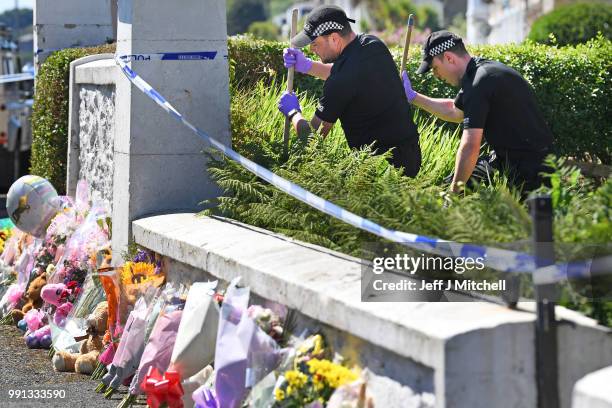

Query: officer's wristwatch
[287,108,301,121]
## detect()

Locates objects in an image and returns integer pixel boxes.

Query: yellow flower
[297,334,325,357]
[307,359,358,390]
[121,262,158,285]
[285,370,308,388]
[274,388,285,401]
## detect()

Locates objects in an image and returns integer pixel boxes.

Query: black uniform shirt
[315,34,419,151]
[454,58,553,161]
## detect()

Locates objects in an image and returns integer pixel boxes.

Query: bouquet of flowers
[93,248,165,381]
[113,284,184,407]
[247,305,284,344]
[326,371,374,408]
[0,221,13,255]
[273,358,359,407]
[193,279,283,408]
[268,334,362,407]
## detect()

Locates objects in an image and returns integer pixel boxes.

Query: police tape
[113,53,610,283]
[120,52,224,61]
[534,255,612,285]
[35,47,226,62]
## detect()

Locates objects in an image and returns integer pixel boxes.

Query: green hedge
[528,2,612,46]
[30,37,611,188]
[230,35,611,164]
[31,44,116,194]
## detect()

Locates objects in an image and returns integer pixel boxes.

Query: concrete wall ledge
[133,213,612,408]
[74,56,119,85]
[133,213,535,365]
[572,366,612,408]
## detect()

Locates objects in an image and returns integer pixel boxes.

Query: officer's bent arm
[289,113,333,140]
[308,62,334,80]
[412,94,464,123]
[309,114,334,137]
[451,128,483,193]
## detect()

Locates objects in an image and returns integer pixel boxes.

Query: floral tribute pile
[1,176,376,408]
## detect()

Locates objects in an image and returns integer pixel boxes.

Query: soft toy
[11,272,47,324]
[52,301,108,374]
[21,308,51,349]
[25,325,52,349]
[41,282,76,326]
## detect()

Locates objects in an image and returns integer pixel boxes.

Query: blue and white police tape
[113,54,609,282]
[0,72,35,85]
[36,46,226,61]
[120,52,223,61]
[533,255,612,285]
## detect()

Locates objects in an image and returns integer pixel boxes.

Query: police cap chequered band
[306,21,345,38]
[429,39,456,57]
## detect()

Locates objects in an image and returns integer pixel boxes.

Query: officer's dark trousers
[444,153,551,194]
[387,139,422,178]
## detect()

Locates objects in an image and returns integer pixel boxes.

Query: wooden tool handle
[283,8,299,156]
[286,9,299,93]
[400,14,415,74]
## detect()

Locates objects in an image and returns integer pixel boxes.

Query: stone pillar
[112,0,230,261]
[33,0,114,70]
[466,0,490,44]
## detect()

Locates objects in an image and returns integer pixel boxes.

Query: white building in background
[275,0,373,39]
[467,0,556,44]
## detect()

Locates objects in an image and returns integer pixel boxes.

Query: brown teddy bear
[52,301,108,375]
[11,272,47,324]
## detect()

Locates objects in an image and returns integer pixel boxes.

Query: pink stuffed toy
[25,324,52,349]
[41,283,76,327]
[24,308,45,331]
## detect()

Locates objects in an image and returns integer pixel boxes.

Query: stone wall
[34,0,114,69]
[77,84,115,210]
[132,213,612,408]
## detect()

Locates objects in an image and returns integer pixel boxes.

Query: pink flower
[6,284,24,306]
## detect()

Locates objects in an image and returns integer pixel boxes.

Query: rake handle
[400,14,415,75]
[283,9,299,156]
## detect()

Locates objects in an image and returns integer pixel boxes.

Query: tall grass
[202,81,612,325]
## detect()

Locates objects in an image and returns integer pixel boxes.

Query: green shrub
[528,2,612,46]
[30,43,115,194]
[227,0,267,35]
[30,36,611,195]
[204,81,612,325]
[229,36,611,163]
[248,21,280,41]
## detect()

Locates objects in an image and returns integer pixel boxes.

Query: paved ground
[0,325,141,408]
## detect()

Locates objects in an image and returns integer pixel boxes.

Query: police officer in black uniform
[402,31,554,192]
[277,5,421,177]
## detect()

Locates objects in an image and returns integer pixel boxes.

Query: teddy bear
[52,301,108,375]
[11,272,47,324]
[41,282,77,326]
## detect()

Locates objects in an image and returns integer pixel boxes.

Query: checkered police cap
[292,5,355,48]
[416,31,464,75]
[429,39,456,57]
[312,21,345,37]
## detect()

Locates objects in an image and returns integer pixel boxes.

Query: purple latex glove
[283,48,313,74]
[402,71,417,103]
[277,92,301,117]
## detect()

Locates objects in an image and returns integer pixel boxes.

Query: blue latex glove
[402,71,417,103]
[283,48,313,74]
[278,91,301,117]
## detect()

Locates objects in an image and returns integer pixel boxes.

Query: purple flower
[133,249,150,263]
